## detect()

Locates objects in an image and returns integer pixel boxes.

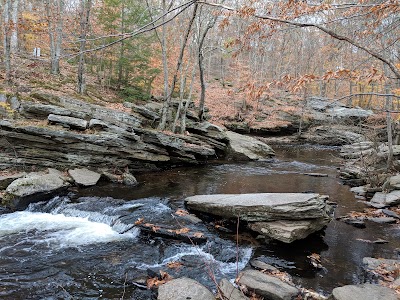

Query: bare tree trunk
[10,0,18,54]
[77,0,92,95]
[198,15,218,121]
[117,0,126,88]
[46,0,64,75]
[159,3,198,130]
[3,0,11,84]
[386,81,393,169]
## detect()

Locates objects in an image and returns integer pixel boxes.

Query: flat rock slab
[331,283,398,300]
[48,114,88,131]
[185,193,330,222]
[370,190,400,207]
[238,269,299,300]
[68,168,101,186]
[226,131,275,161]
[157,278,214,300]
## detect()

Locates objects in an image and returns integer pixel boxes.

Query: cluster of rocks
[0,167,137,210]
[185,192,333,243]
[156,256,399,300]
[224,96,374,146]
[0,92,275,174]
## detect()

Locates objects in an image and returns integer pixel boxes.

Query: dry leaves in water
[167,261,183,270]
[175,209,189,216]
[307,253,323,269]
[134,218,144,225]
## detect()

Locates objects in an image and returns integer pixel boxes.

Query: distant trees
[1,0,399,136]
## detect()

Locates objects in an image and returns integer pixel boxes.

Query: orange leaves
[146,270,173,289]
[168,227,190,235]
[167,261,183,270]
[143,223,161,232]
[134,218,144,225]
[175,209,189,216]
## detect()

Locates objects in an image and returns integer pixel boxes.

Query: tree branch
[197,1,400,80]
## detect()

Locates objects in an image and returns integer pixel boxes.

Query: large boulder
[226,131,275,160]
[237,269,299,300]
[3,172,69,209]
[185,193,331,243]
[157,278,214,300]
[330,283,397,300]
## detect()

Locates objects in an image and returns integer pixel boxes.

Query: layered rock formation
[185,193,332,243]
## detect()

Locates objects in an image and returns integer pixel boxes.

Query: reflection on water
[0,145,399,299]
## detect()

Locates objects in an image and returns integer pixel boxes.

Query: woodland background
[0,0,399,132]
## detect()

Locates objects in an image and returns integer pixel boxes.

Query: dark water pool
[0,145,399,299]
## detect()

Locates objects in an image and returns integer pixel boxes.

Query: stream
[0,145,399,299]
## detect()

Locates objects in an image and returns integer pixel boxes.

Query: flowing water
[0,145,399,299]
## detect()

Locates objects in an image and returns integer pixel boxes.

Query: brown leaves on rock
[146,270,173,289]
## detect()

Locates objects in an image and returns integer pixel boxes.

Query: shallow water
[0,145,399,299]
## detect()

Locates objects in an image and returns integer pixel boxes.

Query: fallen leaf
[175,209,189,216]
[175,227,190,235]
[167,261,183,269]
[135,218,144,225]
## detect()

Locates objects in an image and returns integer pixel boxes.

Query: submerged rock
[237,269,299,300]
[185,193,331,243]
[157,277,214,300]
[330,283,397,300]
[226,131,275,160]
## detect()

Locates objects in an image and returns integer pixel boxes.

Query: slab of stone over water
[185,193,330,222]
